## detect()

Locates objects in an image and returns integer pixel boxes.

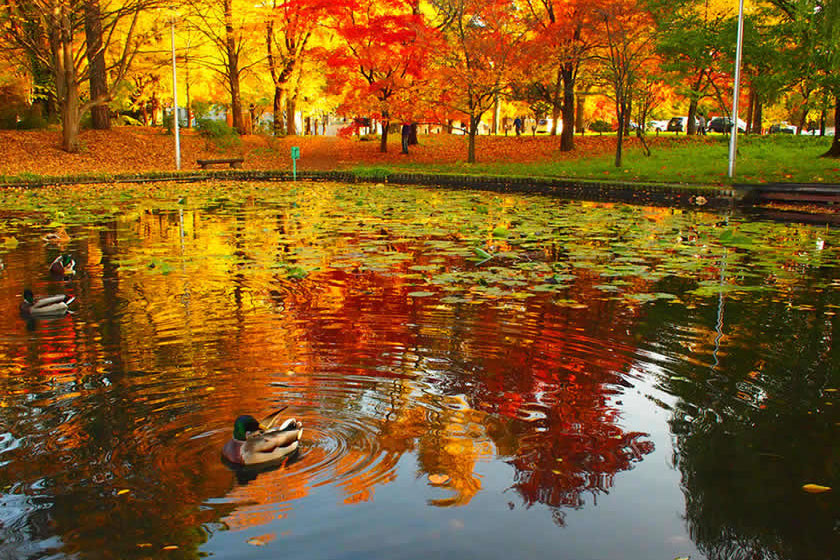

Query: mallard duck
[19,289,75,318]
[222,412,303,465]
[42,228,71,244]
[50,254,76,277]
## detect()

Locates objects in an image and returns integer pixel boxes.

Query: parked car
[535,118,552,134]
[647,119,669,132]
[666,116,700,132]
[707,116,747,133]
[768,122,797,134]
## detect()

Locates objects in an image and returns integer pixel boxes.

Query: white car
[648,120,669,132]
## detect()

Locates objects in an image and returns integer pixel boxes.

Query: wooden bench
[197,158,244,169]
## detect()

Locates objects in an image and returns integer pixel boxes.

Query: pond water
[0,181,838,560]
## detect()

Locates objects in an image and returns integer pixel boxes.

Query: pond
[0,181,837,560]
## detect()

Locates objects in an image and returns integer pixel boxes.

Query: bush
[589,120,613,134]
[195,117,241,150]
[116,114,143,126]
[16,110,48,130]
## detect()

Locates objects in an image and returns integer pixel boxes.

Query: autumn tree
[595,0,657,167]
[183,0,261,133]
[521,0,601,151]
[327,0,434,152]
[647,0,733,135]
[264,0,331,136]
[0,0,157,151]
[761,0,840,156]
[429,0,526,163]
[84,0,108,129]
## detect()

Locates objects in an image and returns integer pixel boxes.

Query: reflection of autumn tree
[635,275,840,560]
[421,288,654,519]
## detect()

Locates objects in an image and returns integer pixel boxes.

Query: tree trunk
[185,58,192,127]
[575,93,585,135]
[467,115,478,163]
[224,0,243,133]
[615,104,625,167]
[687,99,698,135]
[61,81,81,152]
[821,96,840,157]
[746,88,755,133]
[551,104,561,137]
[53,8,81,152]
[379,119,389,153]
[286,95,297,135]
[560,64,575,151]
[409,123,418,145]
[84,0,109,130]
[819,107,827,136]
[273,87,284,135]
[753,101,763,134]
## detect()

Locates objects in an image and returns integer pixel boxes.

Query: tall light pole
[171,18,181,170]
[727,0,746,178]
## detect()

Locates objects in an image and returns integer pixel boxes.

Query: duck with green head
[20,289,75,318]
[50,254,76,278]
[222,412,303,465]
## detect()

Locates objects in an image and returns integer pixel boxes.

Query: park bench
[197,158,244,169]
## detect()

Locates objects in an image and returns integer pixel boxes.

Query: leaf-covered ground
[0,127,701,177]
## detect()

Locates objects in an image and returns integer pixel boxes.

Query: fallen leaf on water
[162,545,179,550]
[137,543,152,548]
[802,484,831,494]
[117,489,131,495]
[247,533,276,546]
[428,474,450,484]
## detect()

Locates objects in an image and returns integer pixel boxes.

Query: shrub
[589,120,613,134]
[195,117,241,150]
[16,109,48,130]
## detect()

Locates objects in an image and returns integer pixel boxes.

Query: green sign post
[291,146,300,181]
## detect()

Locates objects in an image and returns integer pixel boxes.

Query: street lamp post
[727,0,746,178]
[171,19,181,170]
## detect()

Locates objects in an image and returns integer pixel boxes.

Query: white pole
[171,20,181,170]
[727,0,745,178]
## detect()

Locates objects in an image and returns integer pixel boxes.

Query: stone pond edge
[1,169,837,213]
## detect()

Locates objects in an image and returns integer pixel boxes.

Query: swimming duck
[42,228,71,244]
[222,412,303,465]
[50,254,76,277]
[19,289,75,318]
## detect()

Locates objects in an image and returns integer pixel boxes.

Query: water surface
[0,181,838,560]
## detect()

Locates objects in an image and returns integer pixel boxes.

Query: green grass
[353,134,840,187]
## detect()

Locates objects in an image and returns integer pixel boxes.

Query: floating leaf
[802,483,831,494]
[162,545,179,550]
[428,474,450,484]
[117,489,131,496]
[408,291,435,298]
[473,247,493,260]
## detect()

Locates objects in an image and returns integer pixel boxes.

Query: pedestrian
[401,122,411,154]
[513,116,522,136]
[698,113,706,135]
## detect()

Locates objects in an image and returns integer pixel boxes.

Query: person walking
[698,113,707,135]
[513,117,522,136]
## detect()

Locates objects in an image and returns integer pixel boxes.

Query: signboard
[291,146,300,160]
